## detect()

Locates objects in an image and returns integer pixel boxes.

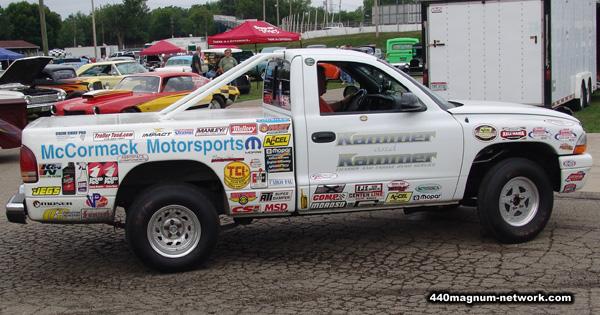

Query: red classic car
[52,72,240,116]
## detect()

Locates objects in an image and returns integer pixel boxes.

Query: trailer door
[426,0,544,105]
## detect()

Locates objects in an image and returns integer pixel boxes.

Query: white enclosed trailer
[422,0,596,110]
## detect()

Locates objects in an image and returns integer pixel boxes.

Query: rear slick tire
[126,182,220,272]
[477,158,553,244]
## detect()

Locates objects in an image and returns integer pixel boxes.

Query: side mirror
[399,93,426,112]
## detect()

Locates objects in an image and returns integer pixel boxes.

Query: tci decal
[224,161,250,189]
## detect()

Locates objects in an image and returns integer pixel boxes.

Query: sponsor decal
[528,127,551,140]
[355,184,382,193]
[555,129,577,141]
[174,128,194,136]
[545,119,574,126]
[32,186,61,196]
[385,192,413,203]
[259,191,293,202]
[256,118,290,123]
[265,147,293,173]
[249,158,262,168]
[224,161,250,189]
[353,200,384,207]
[312,193,347,201]
[141,128,172,138]
[118,154,149,163]
[41,140,139,160]
[562,184,577,193]
[310,173,339,181]
[86,193,109,208]
[39,163,62,178]
[559,143,574,151]
[43,208,78,221]
[33,201,72,208]
[93,131,134,141]
[268,178,294,186]
[264,203,288,212]
[566,171,585,182]
[348,192,384,200]
[230,123,258,135]
[260,123,291,134]
[315,184,345,193]
[388,180,410,192]
[250,170,268,188]
[336,132,435,146]
[337,152,436,167]
[415,184,442,192]
[310,201,347,209]
[88,162,119,189]
[148,138,245,155]
[245,136,262,152]
[229,192,257,205]
[81,208,111,220]
[501,127,527,140]
[195,126,228,136]
[211,156,244,163]
[264,134,291,147]
[412,193,442,202]
[473,125,497,142]
[76,162,88,195]
[55,130,86,142]
[562,160,576,167]
[232,205,261,214]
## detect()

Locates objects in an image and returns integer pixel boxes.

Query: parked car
[34,64,104,98]
[154,55,194,73]
[77,60,148,88]
[251,46,286,80]
[0,56,66,116]
[143,55,163,70]
[52,72,239,115]
[51,57,89,70]
[0,90,28,149]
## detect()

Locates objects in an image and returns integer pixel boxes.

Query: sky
[0,0,364,20]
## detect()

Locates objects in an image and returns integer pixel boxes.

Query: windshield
[115,62,148,75]
[381,60,457,110]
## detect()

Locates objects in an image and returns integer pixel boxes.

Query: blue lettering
[235,139,244,150]
[65,143,76,158]
[42,145,55,159]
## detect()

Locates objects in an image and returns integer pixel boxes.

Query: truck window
[263,59,291,110]
[318,61,424,113]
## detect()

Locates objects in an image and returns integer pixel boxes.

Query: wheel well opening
[463,142,560,201]
[115,160,227,214]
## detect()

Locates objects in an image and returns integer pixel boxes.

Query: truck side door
[301,59,464,212]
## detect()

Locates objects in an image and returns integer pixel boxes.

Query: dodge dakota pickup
[6,49,593,272]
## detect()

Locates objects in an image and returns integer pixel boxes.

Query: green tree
[100,0,150,49]
[1,1,62,49]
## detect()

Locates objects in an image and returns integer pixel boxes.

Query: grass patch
[574,91,600,133]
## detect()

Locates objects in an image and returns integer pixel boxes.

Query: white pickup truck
[6,49,593,272]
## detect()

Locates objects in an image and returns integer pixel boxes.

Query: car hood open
[0,56,53,86]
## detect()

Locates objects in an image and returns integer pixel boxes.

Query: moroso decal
[473,124,497,142]
[310,201,347,209]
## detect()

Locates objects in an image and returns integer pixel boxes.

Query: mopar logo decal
[245,137,262,150]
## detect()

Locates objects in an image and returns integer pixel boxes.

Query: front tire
[477,158,553,243]
[208,95,226,109]
[126,182,220,272]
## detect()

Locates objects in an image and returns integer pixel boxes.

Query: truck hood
[447,100,580,123]
[0,56,53,86]
[29,106,268,129]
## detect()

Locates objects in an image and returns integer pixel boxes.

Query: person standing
[192,47,203,74]
[215,48,239,85]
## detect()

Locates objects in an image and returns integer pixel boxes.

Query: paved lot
[1,135,599,313]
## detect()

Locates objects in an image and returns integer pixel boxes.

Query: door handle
[312,131,336,143]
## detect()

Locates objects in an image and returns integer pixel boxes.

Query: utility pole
[38,0,49,56]
[91,0,98,61]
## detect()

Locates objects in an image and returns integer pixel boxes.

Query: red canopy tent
[139,40,186,56]
[207,21,301,46]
